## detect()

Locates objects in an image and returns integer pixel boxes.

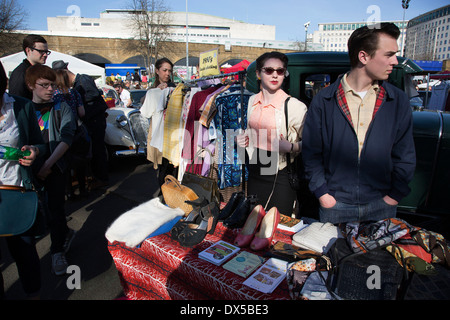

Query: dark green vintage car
[246,52,450,235]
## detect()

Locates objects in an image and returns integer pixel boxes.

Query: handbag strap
[164,175,183,190]
[0,185,27,192]
[284,97,293,174]
[186,148,215,178]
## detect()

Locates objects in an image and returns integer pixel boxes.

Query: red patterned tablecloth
[108,220,294,300]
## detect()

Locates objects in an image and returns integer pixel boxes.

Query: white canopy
[0,50,106,83]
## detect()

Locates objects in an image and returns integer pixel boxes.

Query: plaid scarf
[336,82,386,128]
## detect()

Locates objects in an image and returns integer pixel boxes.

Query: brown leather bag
[161,175,199,215]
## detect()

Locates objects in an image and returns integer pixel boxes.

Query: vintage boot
[218,191,245,221]
[223,194,258,229]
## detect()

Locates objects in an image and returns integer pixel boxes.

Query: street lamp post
[400,0,411,57]
[186,0,189,80]
[304,21,310,52]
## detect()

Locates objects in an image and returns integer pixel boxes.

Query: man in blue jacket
[302,23,416,224]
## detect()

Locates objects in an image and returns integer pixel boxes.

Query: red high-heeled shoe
[234,205,265,247]
[250,207,280,251]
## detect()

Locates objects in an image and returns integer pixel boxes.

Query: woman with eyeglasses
[25,64,77,277]
[238,51,307,218]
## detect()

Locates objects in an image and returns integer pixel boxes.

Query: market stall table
[108,220,293,300]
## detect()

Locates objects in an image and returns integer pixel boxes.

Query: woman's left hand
[278,135,292,153]
[19,145,38,167]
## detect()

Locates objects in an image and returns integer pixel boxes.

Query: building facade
[46,9,298,51]
[312,21,407,54]
[404,5,450,61]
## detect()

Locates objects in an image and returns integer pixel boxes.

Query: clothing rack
[182,70,248,197]
[182,70,247,130]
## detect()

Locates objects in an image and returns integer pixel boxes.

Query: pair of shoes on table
[234,206,280,251]
[170,197,208,240]
[171,198,220,248]
[222,193,258,229]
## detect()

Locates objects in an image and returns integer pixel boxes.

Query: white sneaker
[51,252,68,276]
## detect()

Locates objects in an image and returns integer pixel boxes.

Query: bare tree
[0,0,28,55]
[126,0,172,70]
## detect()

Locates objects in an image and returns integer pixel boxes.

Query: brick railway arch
[36,34,297,68]
[73,53,111,67]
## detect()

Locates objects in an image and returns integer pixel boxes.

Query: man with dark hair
[302,23,416,224]
[9,34,50,99]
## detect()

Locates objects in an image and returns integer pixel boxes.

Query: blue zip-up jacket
[302,75,416,204]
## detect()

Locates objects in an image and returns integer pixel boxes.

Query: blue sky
[19,0,449,41]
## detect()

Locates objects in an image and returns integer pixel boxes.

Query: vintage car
[246,52,450,233]
[99,85,149,157]
[130,89,148,109]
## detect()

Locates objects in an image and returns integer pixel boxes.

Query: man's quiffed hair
[22,34,47,55]
[347,23,400,68]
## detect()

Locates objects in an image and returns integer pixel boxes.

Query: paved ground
[1,157,157,300]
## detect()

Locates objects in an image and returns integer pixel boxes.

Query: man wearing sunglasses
[302,23,416,224]
[9,34,50,100]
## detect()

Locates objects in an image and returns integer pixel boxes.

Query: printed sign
[199,48,219,77]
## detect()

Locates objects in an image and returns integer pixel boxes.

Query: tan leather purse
[161,175,199,215]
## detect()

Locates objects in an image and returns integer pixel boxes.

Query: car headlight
[116,114,128,128]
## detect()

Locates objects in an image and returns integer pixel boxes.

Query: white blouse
[0,93,22,186]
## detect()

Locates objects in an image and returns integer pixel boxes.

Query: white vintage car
[99,85,149,157]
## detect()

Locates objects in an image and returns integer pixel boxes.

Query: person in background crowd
[51,60,109,190]
[113,82,132,107]
[0,62,44,299]
[149,58,177,187]
[126,71,132,82]
[133,71,141,83]
[53,69,88,199]
[25,64,77,276]
[238,51,307,216]
[302,23,416,224]
[9,34,49,100]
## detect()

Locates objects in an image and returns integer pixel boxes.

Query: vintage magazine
[223,251,266,278]
[198,240,240,266]
[243,258,288,293]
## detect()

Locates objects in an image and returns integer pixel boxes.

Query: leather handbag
[181,149,220,204]
[0,185,39,237]
[161,175,199,215]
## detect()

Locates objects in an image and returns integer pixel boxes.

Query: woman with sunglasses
[25,64,77,276]
[239,51,307,218]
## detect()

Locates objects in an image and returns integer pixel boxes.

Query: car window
[131,91,146,103]
[304,74,331,100]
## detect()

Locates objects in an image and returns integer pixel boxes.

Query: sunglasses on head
[261,67,288,76]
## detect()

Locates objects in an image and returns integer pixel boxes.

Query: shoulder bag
[181,148,220,204]
[284,97,300,191]
[0,185,39,236]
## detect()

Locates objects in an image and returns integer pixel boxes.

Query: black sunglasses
[261,67,287,76]
[29,47,51,55]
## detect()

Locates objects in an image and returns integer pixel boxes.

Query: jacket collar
[324,73,395,100]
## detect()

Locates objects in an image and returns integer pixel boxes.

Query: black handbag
[322,238,410,300]
[284,97,300,191]
[0,185,39,236]
[181,148,220,204]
